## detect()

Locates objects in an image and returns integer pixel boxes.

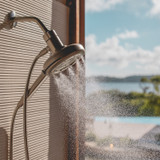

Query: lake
[95,116,160,125]
[86,82,154,94]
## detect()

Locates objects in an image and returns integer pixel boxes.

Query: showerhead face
[43,43,85,75]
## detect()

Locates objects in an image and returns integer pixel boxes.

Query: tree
[150,76,160,94]
[140,77,149,94]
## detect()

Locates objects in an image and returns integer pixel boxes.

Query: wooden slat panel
[52,1,69,45]
[0,0,52,159]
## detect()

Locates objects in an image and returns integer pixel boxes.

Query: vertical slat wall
[52,1,69,45]
[0,0,69,159]
[0,1,52,159]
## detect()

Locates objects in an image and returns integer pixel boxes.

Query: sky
[85,0,160,77]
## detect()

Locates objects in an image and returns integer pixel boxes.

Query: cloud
[150,0,160,16]
[117,30,139,39]
[86,0,124,12]
[86,32,160,76]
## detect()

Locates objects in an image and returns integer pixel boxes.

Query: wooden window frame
[66,0,85,159]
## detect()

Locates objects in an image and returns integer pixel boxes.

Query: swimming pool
[95,116,160,125]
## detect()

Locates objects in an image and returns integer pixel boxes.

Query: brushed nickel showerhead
[43,43,84,75]
[17,43,84,108]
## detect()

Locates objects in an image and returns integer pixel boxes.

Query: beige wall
[0,0,69,159]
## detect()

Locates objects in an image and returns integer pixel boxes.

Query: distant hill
[87,75,154,83]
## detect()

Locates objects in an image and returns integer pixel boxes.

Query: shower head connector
[1,11,17,30]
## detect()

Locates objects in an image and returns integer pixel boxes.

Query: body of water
[86,82,154,94]
[95,116,160,125]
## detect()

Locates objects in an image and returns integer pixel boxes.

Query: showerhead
[43,43,84,75]
[17,43,85,108]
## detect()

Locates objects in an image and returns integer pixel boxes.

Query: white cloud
[86,32,160,76]
[86,0,124,12]
[117,30,139,39]
[150,0,160,16]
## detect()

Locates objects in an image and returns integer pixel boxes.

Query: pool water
[95,116,160,125]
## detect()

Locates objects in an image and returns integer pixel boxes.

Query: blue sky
[85,0,160,77]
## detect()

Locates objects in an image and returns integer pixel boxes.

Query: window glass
[85,1,160,159]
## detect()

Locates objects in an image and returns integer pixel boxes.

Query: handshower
[0,11,85,160]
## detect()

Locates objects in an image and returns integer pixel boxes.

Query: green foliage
[136,93,160,116]
[140,77,149,83]
[140,77,150,93]
[141,75,160,94]
[128,92,145,98]
[150,76,160,93]
[87,90,160,117]
[150,76,160,83]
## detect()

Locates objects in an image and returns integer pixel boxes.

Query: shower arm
[0,11,64,52]
[0,13,48,34]
[12,16,64,51]
[14,17,64,51]
[12,17,48,33]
